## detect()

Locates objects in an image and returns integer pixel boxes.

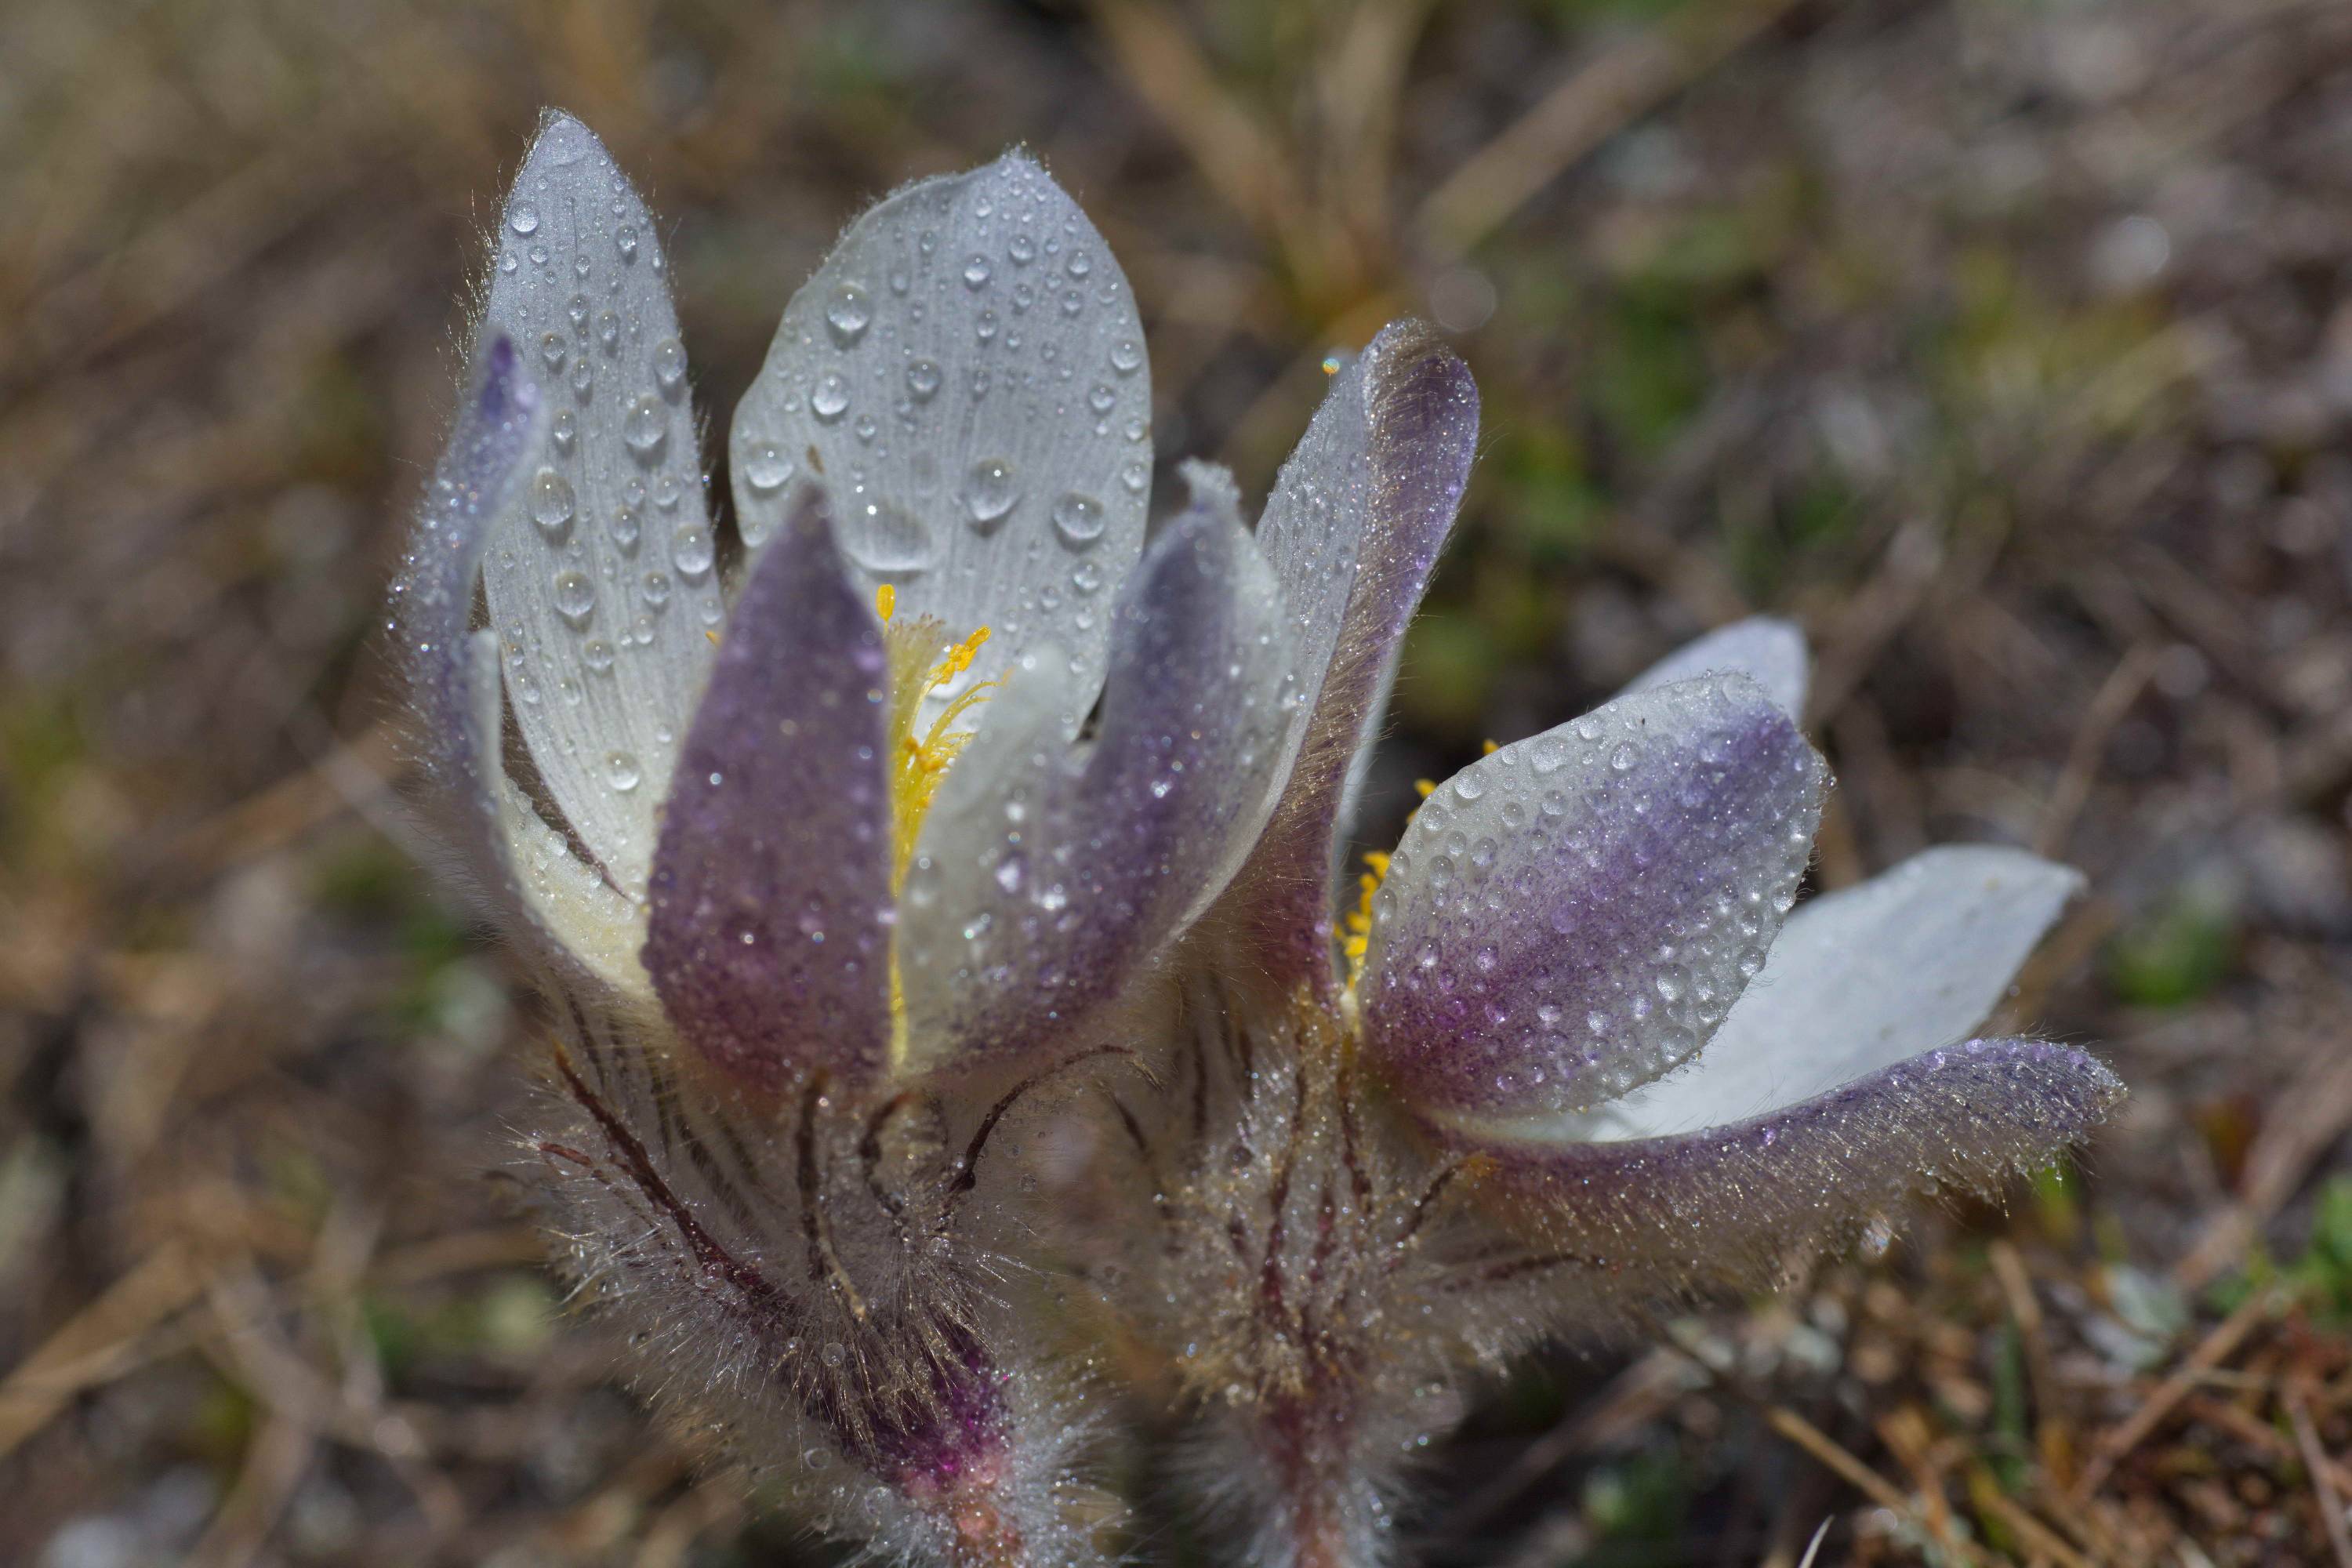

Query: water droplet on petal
[1051,492,1105,548]
[622,394,666,458]
[605,750,641,792]
[652,337,687,391]
[825,283,872,347]
[964,458,1019,529]
[615,225,638,260]
[906,359,942,401]
[508,201,540,236]
[529,469,575,537]
[1110,339,1143,375]
[811,373,850,423]
[841,500,937,575]
[962,255,992,289]
[742,441,795,493]
[552,568,595,625]
[673,526,714,579]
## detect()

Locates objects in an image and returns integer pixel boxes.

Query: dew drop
[840,501,937,575]
[964,458,1019,528]
[641,569,672,608]
[538,332,566,371]
[1051,492,1106,549]
[1109,339,1143,375]
[596,309,620,350]
[508,201,540,236]
[583,638,615,673]
[605,750,641,792]
[552,568,595,625]
[1087,383,1116,415]
[811,373,851,423]
[529,469,575,536]
[905,359,942,402]
[622,394,666,458]
[652,337,687,392]
[825,283,873,347]
[673,526,714,579]
[610,506,642,554]
[1120,459,1149,495]
[742,441,795,494]
[615,225,638,260]
[550,408,577,453]
[962,255,992,289]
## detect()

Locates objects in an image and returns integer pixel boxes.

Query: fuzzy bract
[390,110,2122,1568]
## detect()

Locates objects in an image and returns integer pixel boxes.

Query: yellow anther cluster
[876,586,996,890]
[1341,849,1392,978]
[1345,743,1497,985]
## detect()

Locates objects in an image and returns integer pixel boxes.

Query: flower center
[876,583,996,891]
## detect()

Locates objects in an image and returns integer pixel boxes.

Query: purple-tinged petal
[1544,846,2083,1142]
[1359,674,1824,1121]
[1621,616,1809,720]
[391,338,641,983]
[479,110,719,898]
[1450,1039,2122,1309]
[731,151,1149,735]
[1221,322,1479,982]
[897,482,1290,1075]
[643,489,894,1094]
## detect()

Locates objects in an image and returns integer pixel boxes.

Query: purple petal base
[643,489,895,1095]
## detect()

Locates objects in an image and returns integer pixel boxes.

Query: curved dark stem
[858,1091,924,1236]
[948,1045,1136,1207]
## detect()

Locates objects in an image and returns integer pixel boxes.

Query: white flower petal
[1359,675,1824,1120]
[1549,845,2083,1141]
[478,111,720,898]
[731,151,1149,735]
[897,482,1291,1074]
[1623,616,1809,720]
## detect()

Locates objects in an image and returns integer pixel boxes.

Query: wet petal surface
[1569,845,2082,1138]
[1224,324,1479,973]
[1457,1039,2122,1311]
[1359,674,1824,1120]
[643,491,895,1094]
[1621,616,1809,720]
[479,111,720,897]
[897,485,1290,1074]
[731,152,1149,735]
[391,338,641,982]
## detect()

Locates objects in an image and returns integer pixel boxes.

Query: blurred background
[3,0,2350,1563]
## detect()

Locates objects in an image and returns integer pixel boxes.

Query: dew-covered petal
[1225,323,1479,974]
[391,338,641,985]
[1559,846,2083,1140]
[1358,675,1824,1121]
[641,490,894,1095]
[1621,616,1809,720]
[731,151,1149,735]
[1452,1039,2122,1310]
[478,110,720,899]
[896,485,1290,1075]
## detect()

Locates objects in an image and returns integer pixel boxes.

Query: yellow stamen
[1481,738,1499,755]
[1341,848,1394,982]
[876,583,896,622]
[1414,778,1436,799]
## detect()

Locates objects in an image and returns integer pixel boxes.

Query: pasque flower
[392,110,2121,1568]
